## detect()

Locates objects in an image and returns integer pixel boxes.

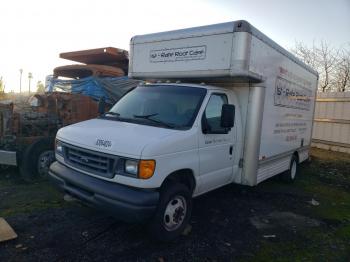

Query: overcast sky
[1,0,349,92]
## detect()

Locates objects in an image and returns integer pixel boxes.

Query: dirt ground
[0,148,349,261]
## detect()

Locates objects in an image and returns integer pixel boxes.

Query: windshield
[104,85,207,129]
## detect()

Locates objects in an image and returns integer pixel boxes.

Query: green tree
[0,76,4,93]
[36,81,45,93]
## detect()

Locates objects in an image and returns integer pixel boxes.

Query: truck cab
[50,82,240,240]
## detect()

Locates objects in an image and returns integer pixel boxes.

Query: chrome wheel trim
[163,195,187,231]
[37,150,55,177]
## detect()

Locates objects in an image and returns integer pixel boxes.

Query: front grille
[64,144,117,179]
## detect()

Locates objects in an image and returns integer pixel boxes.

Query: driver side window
[203,93,228,134]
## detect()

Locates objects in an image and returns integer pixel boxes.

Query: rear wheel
[148,183,192,242]
[281,155,298,183]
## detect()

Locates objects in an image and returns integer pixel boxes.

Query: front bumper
[0,150,17,165]
[49,161,159,222]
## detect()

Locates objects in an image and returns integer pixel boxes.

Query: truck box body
[129,20,318,185]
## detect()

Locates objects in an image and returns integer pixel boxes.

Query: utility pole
[19,69,23,93]
[28,72,33,93]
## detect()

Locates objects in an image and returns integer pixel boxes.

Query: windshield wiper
[133,113,158,118]
[103,111,120,117]
[133,113,175,128]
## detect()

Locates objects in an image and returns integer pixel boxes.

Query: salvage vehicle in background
[0,47,139,180]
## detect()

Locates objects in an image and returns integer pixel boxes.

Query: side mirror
[98,97,106,115]
[221,104,235,128]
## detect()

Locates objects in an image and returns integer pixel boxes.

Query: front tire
[148,183,192,242]
[20,138,55,181]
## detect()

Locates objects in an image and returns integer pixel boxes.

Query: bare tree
[291,40,344,92]
[291,41,318,68]
[335,47,350,92]
[317,41,339,92]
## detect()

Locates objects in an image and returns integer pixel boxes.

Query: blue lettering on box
[150,45,206,63]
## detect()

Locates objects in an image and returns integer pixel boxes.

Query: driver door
[198,92,235,193]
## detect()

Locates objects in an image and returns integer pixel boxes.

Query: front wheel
[20,138,55,181]
[148,183,192,242]
[37,150,56,178]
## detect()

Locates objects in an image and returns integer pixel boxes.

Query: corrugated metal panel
[312,92,350,153]
[257,155,290,184]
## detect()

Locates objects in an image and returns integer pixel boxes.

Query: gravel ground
[0,148,349,261]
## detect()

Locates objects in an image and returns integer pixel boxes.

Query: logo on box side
[150,45,206,63]
[274,77,312,111]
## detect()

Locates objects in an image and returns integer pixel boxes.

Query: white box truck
[49,20,318,241]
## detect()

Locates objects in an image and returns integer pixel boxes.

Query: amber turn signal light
[138,160,156,179]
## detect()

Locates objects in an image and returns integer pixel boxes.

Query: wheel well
[162,169,196,193]
[293,151,299,163]
[19,137,54,164]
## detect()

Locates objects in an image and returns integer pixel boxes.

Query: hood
[57,118,179,158]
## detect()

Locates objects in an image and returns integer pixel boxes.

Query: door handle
[229,145,233,155]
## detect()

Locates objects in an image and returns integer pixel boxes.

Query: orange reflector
[139,160,156,179]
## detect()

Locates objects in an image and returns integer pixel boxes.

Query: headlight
[123,159,156,179]
[125,159,138,175]
[55,140,63,155]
